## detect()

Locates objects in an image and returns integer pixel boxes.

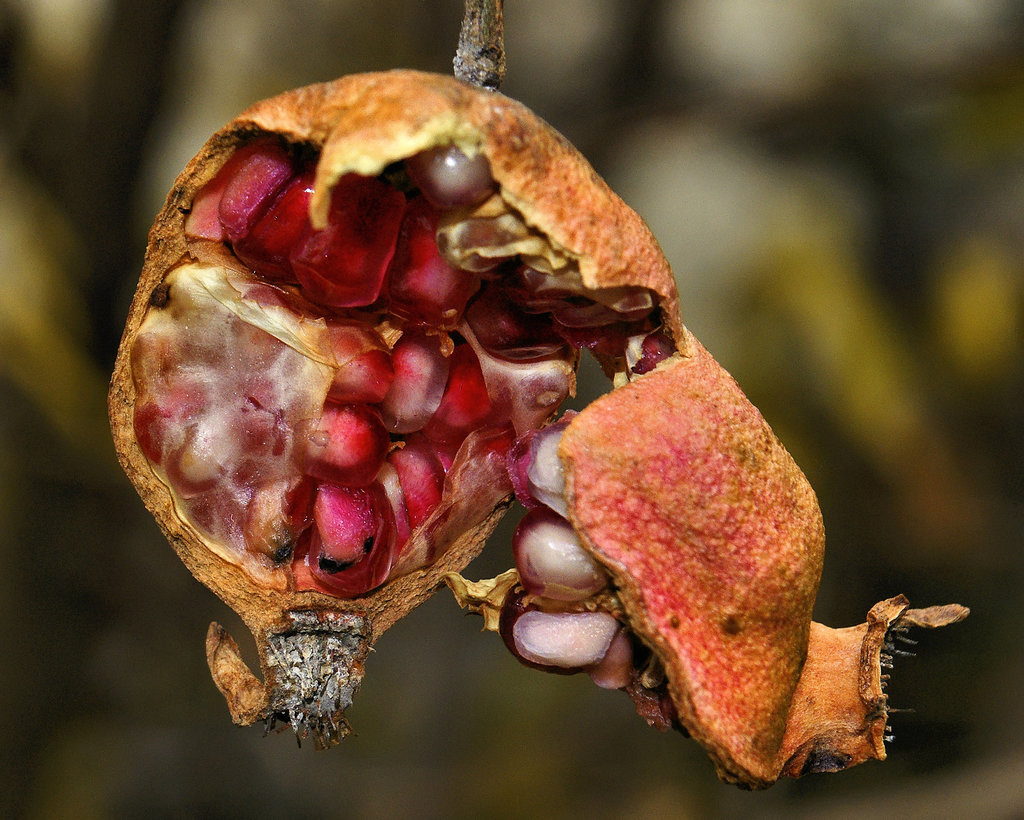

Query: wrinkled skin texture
[561,334,824,785]
[110,70,679,745]
[110,70,967,781]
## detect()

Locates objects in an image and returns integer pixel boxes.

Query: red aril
[326,322,395,404]
[464,281,566,361]
[291,173,405,308]
[308,483,394,596]
[422,343,493,443]
[303,404,389,487]
[387,196,479,327]
[233,168,315,281]
[388,437,446,529]
[218,142,295,242]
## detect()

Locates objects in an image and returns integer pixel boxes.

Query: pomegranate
[109,71,967,784]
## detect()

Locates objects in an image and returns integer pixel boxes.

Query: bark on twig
[454,0,505,90]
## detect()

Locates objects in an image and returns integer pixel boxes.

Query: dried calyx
[110,71,967,785]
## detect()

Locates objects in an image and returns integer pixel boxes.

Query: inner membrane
[130,137,669,597]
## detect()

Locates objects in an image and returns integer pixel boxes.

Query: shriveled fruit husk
[109,70,680,746]
[111,70,968,782]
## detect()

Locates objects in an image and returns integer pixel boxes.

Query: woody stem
[454,0,506,90]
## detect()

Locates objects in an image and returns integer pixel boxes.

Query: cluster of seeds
[498,418,677,708]
[129,137,673,603]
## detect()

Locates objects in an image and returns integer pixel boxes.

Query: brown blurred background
[2,1,1022,817]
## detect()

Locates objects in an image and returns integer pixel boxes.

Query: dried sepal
[444,568,519,632]
[778,596,970,779]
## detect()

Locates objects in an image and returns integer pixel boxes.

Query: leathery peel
[108,70,968,784]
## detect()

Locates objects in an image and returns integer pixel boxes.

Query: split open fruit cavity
[109,71,967,788]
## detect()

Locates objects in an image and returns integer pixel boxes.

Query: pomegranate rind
[111,70,664,735]
[560,332,826,787]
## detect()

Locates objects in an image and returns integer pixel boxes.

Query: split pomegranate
[110,71,967,785]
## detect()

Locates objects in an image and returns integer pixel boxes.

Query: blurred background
[2,0,1022,816]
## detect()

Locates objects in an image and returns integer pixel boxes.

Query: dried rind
[561,333,825,786]
[110,70,672,737]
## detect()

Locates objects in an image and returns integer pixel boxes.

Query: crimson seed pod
[111,70,967,783]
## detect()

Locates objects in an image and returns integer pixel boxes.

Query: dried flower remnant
[109,70,967,784]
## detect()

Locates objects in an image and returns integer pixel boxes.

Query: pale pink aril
[511,610,619,669]
[376,463,412,551]
[512,507,608,601]
[507,413,574,512]
[379,332,451,433]
[184,172,230,240]
[587,628,634,690]
[406,144,496,209]
[525,423,569,516]
[242,475,310,560]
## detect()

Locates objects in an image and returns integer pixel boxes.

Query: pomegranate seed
[243,476,307,560]
[376,463,412,551]
[587,628,634,690]
[218,142,295,242]
[291,173,405,308]
[379,332,450,434]
[422,343,492,443]
[307,483,394,596]
[511,610,619,669]
[406,144,495,209]
[464,282,566,361]
[627,328,675,376]
[233,168,314,281]
[325,321,395,404]
[507,414,574,514]
[513,508,607,601]
[304,404,389,487]
[284,476,316,538]
[389,437,446,529]
[387,196,479,327]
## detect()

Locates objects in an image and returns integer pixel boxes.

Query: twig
[453,0,505,90]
